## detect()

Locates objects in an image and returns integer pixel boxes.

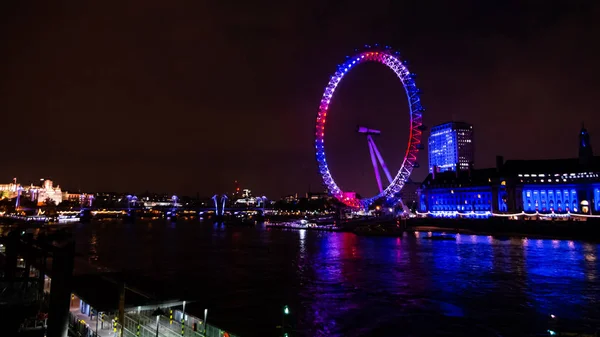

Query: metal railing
[68,312,99,337]
[117,310,240,337]
[74,309,240,337]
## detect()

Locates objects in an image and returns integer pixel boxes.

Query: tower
[428,122,474,173]
[579,123,593,166]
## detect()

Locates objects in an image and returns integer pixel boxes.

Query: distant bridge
[53,207,269,216]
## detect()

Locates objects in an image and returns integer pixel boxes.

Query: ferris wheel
[315,45,425,208]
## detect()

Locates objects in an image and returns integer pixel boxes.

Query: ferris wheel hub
[356,126,381,135]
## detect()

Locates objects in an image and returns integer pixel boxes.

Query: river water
[71,220,600,336]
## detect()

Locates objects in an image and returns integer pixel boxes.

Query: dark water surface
[72,221,600,336]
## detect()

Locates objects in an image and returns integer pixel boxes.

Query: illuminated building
[306,192,329,200]
[419,126,600,218]
[428,122,474,173]
[419,160,600,218]
[0,183,18,192]
[234,197,258,205]
[1,178,66,205]
[0,180,19,199]
[233,189,268,206]
[283,194,299,203]
[35,179,63,205]
[143,199,181,208]
[63,192,93,206]
[418,168,497,218]
[235,189,255,204]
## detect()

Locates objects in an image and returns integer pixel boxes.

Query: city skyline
[1,1,599,197]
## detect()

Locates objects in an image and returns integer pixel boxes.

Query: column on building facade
[417,188,428,213]
[505,185,521,214]
[491,186,499,213]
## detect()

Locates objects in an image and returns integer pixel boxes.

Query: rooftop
[72,273,186,312]
[421,156,600,187]
[422,168,498,187]
[501,157,600,175]
[431,121,473,131]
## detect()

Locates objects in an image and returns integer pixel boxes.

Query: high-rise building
[428,121,474,173]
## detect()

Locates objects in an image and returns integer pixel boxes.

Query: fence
[69,312,99,337]
[117,309,240,337]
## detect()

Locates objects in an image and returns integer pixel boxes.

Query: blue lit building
[428,122,474,173]
[418,167,499,218]
[419,126,600,218]
[503,159,600,214]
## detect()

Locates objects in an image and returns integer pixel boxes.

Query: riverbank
[408,217,600,242]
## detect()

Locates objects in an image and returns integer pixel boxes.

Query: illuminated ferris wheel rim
[314,46,424,208]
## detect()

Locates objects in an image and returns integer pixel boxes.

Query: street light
[151,308,165,337]
[282,305,290,337]
[203,309,208,336]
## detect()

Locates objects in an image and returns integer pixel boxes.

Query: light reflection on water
[71,221,600,337]
[88,231,98,263]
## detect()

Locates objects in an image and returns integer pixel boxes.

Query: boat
[265,220,341,232]
[312,217,335,226]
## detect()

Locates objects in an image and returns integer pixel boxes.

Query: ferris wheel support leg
[368,135,394,184]
[397,197,410,216]
[368,138,384,193]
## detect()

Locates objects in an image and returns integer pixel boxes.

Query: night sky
[1,1,599,198]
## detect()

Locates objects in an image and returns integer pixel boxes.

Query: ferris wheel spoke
[368,138,384,193]
[368,135,394,185]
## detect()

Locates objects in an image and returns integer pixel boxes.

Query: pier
[0,226,241,337]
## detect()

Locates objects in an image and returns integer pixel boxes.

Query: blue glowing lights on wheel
[315,47,424,208]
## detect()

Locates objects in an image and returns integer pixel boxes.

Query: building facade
[504,159,600,214]
[35,180,63,205]
[419,159,600,218]
[62,192,93,207]
[418,168,498,218]
[419,126,600,218]
[428,122,474,173]
[0,182,19,199]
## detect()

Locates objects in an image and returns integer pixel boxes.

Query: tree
[43,198,57,207]
[0,190,12,200]
[58,200,79,210]
[0,197,15,213]
[42,198,58,217]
